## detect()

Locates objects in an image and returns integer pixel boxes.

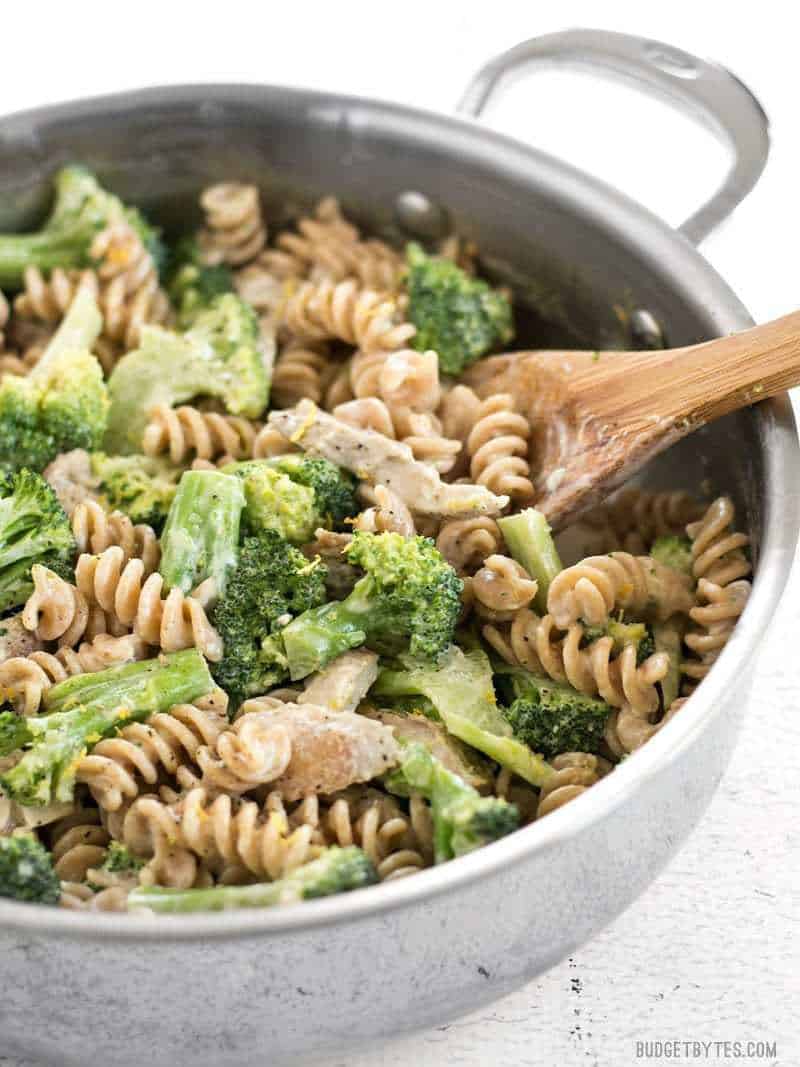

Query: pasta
[0,171,759,914]
[74,548,223,660]
[199,182,267,266]
[142,404,259,464]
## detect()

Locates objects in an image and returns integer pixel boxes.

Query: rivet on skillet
[394,191,449,240]
[629,308,666,350]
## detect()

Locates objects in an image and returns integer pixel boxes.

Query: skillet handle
[457,29,769,246]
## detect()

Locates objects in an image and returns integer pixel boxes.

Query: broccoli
[498,666,611,759]
[0,649,214,806]
[91,452,182,529]
[651,534,693,576]
[0,164,163,289]
[386,742,519,862]
[95,841,144,877]
[210,531,328,702]
[0,289,108,471]
[159,470,245,597]
[275,532,462,681]
[266,455,359,532]
[654,618,684,710]
[374,645,553,787]
[0,833,60,904]
[0,712,29,757]
[497,508,563,613]
[0,468,75,613]
[405,242,513,376]
[128,846,377,913]
[105,293,269,453]
[583,619,656,664]
[167,236,234,328]
[223,455,358,543]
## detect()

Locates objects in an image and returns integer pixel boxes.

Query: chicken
[239,701,399,801]
[300,650,379,714]
[268,400,508,517]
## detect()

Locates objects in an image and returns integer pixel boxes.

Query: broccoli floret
[583,619,656,664]
[210,531,328,702]
[0,711,29,757]
[0,833,60,904]
[386,742,519,861]
[267,455,359,532]
[90,452,182,530]
[405,242,513,376]
[498,508,563,613]
[128,846,377,913]
[0,468,75,613]
[0,649,214,806]
[167,236,234,327]
[222,461,317,544]
[97,841,144,876]
[374,645,553,787]
[276,532,462,681]
[223,455,358,543]
[651,534,693,576]
[105,293,270,453]
[499,667,611,759]
[0,164,163,289]
[0,289,108,471]
[654,618,684,710]
[159,470,245,597]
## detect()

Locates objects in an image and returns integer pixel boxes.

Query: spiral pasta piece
[354,484,416,537]
[536,753,611,818]
[485,609,668,715]
[199,182,267,266]
[466,394,534,505]
[251,422,296,459]
[436,517,503,575]
[142,404,258,464]
[284,279,415,351]
[323,787,431,881]
[584,487,704,554]
[22,564,121,647]
[0,634,148,716]
[376,348,441,412]
[547,551,694,630]
[75,547,223,660]
[13,266,99,323]
[47,809,110,882]
[604,695,689,756]
[194,714,293,795]
[469,554,538,622]
[271,341,332,407]
[75,699,230,812]
[72,499,160,573]
[686,496,751,585]
[123,787,322,880]
[391,408,462,474]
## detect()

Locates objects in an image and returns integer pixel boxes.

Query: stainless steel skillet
[0,29,795,1067]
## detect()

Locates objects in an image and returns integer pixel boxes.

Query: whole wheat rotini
[199,182,267,267]
[142,404,259,464]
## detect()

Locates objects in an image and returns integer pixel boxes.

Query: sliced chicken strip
[300,650,379,714]
[268,400,508,517]
[238,701,399,801]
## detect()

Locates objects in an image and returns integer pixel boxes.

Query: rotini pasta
[536,753,612,818]
[199,182,267,266]
[22,564,122,647]
[142,404,259,464]
[284,279,415,351]
[466,393,534,505]
[72,499,160,573]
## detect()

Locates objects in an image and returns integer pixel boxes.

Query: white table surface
[1,4,798,1065]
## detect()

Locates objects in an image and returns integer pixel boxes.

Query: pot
[0,30,796,1067]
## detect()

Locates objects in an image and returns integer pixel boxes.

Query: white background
[2,3,798,1066]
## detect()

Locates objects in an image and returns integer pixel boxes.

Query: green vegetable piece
[0,468,75,613]
[375,645,553,787]
[210,531,328,703]
[159,470,244,596]
[105,293,270,454]
[128,846,377,913]
[651,534,693,576]
[405,243,513,375]
[654,618,684,711]
[385,742,519,861]
[266,454,359,532]
[0,650,214,806]
[277,532,463,680]
[223,461,317,544]
[499,666,611,759]
[167,236,234,327]
[91,452,182,529]
[0,289,108,471]
[498,508,563,613]
[0,833,60,904]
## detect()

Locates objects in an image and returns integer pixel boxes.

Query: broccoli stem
[44,648,214,717]
[497,508,562,613]
[128,846,377,913]
[34,288,102,372]
[0,227,95,289]
[279,584,376,680]
[654,619,684,710]
[159,470,245,596]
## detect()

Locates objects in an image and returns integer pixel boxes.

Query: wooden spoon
[461,311,800,529]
